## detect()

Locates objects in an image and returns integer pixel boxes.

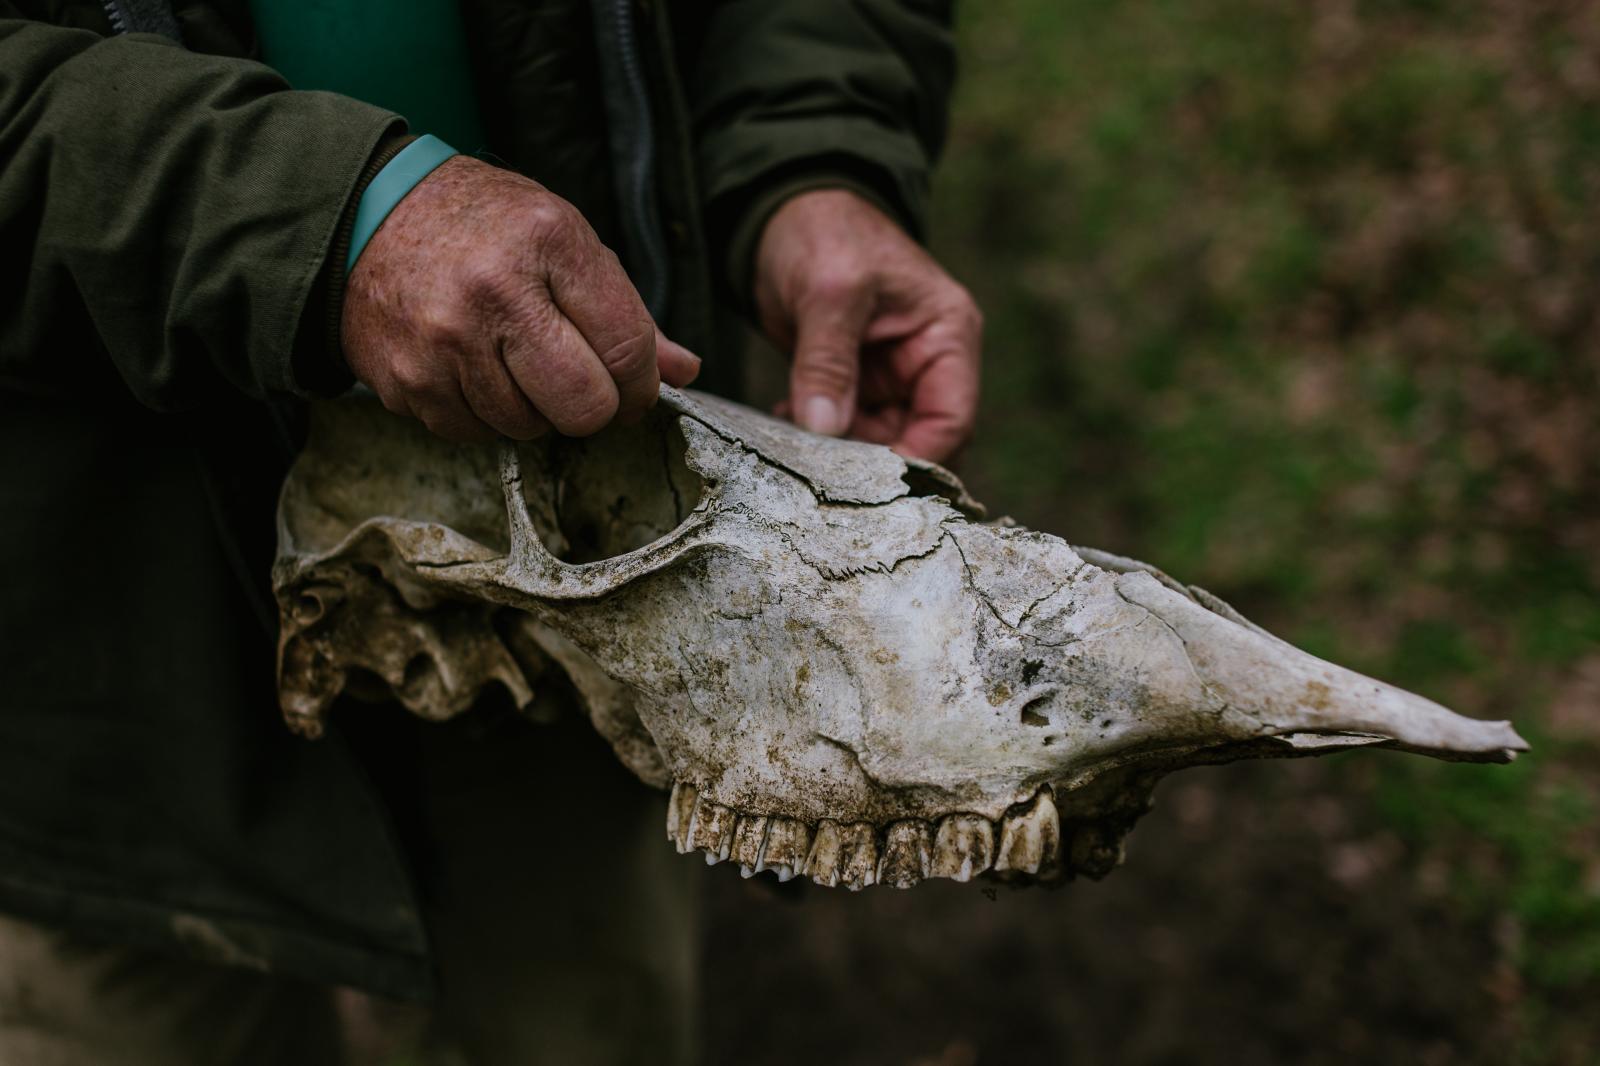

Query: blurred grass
[931,0,1600,1058]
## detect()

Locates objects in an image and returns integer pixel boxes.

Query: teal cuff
[345,134,458,274]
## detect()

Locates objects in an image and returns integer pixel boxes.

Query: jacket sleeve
[682,0,956,293]
[0,18,404,410]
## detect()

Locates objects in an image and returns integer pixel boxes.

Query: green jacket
[0,0,954,997]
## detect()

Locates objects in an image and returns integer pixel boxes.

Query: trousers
[0,708,701,1065]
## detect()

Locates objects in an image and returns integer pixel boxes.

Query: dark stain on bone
[1303,679,1333,712]
[1021,658,1044,684]
[793,661,812,705]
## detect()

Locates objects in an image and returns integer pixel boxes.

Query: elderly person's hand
[753,188,982,463]
[342,156,700,442]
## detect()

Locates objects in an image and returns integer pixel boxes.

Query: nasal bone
[1113,572,1528,763]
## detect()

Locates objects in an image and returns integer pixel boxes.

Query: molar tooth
[688,800,735,864]
[993,791,1062,878]
[929,814,994,882]
[757,818,812,882]
[730,815,770,873]
[806,821,877,890]
[877,820,933,889]
[668,782,698,854]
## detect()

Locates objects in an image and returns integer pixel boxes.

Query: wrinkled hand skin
[342,156,700,442]
[754,188,983,463]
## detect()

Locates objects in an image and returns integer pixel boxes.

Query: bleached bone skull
[275,389,1526,889]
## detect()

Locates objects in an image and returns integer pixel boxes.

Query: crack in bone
[813,731,885,788]
[671,396,908,507]
[947,533,1083,648]
[275,390,1528,893]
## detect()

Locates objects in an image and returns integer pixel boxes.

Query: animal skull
[274,389,1526,889]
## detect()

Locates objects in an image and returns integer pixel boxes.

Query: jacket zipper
[592,0,672,320]
[100,0,131,33]
[100,0,182,41]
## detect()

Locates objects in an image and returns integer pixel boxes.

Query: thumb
[654,329,702,388]
[790,292,870,437]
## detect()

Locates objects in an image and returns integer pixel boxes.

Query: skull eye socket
[515,404,706,565]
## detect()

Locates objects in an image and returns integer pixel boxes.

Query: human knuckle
[794,353,856,391]
[596,244,626,275]
[460,255,518,306]
[388,357,439,397]
[804,265,868,305]
[942,294,983,344]
[413,306,467,351]
[597,325,656,377]
[522,196,577,240]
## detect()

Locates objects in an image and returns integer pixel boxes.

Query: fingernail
[801,396,845,436]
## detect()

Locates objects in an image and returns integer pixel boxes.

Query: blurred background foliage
[710,0,1600,1063]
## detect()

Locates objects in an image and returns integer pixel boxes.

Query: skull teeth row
[666,783,1116,890]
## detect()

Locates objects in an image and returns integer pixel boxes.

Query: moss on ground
[924,0,1599,1059]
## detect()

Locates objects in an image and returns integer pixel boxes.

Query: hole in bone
[898,461,983,517]
[1020,696,1052,728]
[900,465,955,501]
[400,654,434,695]
[292,592,325,625]
[516,404,705,564]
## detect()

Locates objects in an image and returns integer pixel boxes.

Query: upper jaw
[274,391,1527,894]
[655,531,1525,888]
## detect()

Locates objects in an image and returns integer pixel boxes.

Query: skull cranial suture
[274,389,1527,890]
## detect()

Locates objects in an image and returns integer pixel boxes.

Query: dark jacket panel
[0,0,955,994]
[0,18,402,406]
[685,0,955,290]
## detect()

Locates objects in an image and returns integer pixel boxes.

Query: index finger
[892,344,980,463]
[545,236,661,421]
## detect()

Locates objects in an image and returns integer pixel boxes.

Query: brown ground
[704,760,1524,1066]
[706,1,1600,1062]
